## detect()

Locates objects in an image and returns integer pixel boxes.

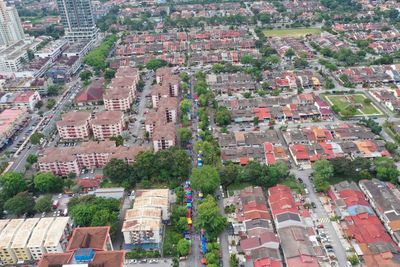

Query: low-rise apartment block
[42,217,72,254]
[10,218,40,262]
[145,67,179,152]
[104,66,139,111]
[38,141,148,176]
[27,217,55,260]
[91,110,124,140]
[122,189,170,250]
[56,111,91,140]
[0,219,25,264]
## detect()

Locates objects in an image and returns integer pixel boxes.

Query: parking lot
[124,258,171,267]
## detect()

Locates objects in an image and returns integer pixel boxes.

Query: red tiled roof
[67,226,110,252]
[14,91,35,103]
[287,255,319,267]
[254,257,282,267]
[240,157,249,165]
[254,107,271,120]
[76,177,102,189]
[290,144,309,160]
[345,213,395,244]
[268,185,298,215]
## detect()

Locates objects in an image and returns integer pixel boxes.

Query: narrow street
[217,193,230,267]
[291,169,348,267]
[186,75,201,267]
[130,72,154,139]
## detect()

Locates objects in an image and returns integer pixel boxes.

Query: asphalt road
[10,78,82,173]
[186,75,201,267]
[130,71,154,140]
[292,169,348,267]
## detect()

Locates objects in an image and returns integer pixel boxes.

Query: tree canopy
[195,195,227,240]
[34,172,63,193]
[4,192,34,216]
[146,59,168,70]
[30,132,44,145]
[190,165,220,195]
[215,107,231,127]
[0,172,26,198]
[84,35,117,70]
[177,239,191,256]
[34,195,52,213]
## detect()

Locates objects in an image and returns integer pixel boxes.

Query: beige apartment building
[0,219,24,264]
[27,217,55,261]
[43,217,72,254]
[56,111,91,140]
[91,110,124,140]
[11,218,40,262]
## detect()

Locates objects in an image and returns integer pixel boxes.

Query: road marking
[319,217,331,223]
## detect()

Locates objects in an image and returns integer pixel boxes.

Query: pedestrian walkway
[319,217,331,224]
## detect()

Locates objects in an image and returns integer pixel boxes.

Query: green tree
[175,217,189,233]
[30,132,44,145]
[218,161,240,187]
[385,142,398,154]
[34,172,63,193]
[84,35,117,70]
[313,159,334,179]
[35,100,43,109]
[190,165,220,195]
[180,72,189,83]
[240,54,254,65]
[80,70,93,81]
[110,135,124,146]
[180,99,192,113]
[4,192,34,216]
[230,254,239,267]
[284,48,295,59]
[177,239,190,256]
[146,59,168,70]
[70,204,97,226]
[178,128,192,146]
[104,68,116,81]
[47,84,62,96]
[347,254,359,266]
[212,63,225,74]
[46,99,56,109]
[325,78,335,89]
[34,195,52,213]
[364,98,372,104]
[312,159,334,192]
[26,154,38,165]
[0,172,26,198]
[91,209,118,226]
[215,107,231,127]
[195,195,227,240]
[103,158,133,185]
[194,141,220,166]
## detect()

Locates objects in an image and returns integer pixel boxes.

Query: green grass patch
[324,94,381,116]
[262,27,321,37]
[281,177,304,194]
[227,182,252,196]
[162,225,181,257]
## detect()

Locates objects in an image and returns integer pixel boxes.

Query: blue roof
[347,205,374,216]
